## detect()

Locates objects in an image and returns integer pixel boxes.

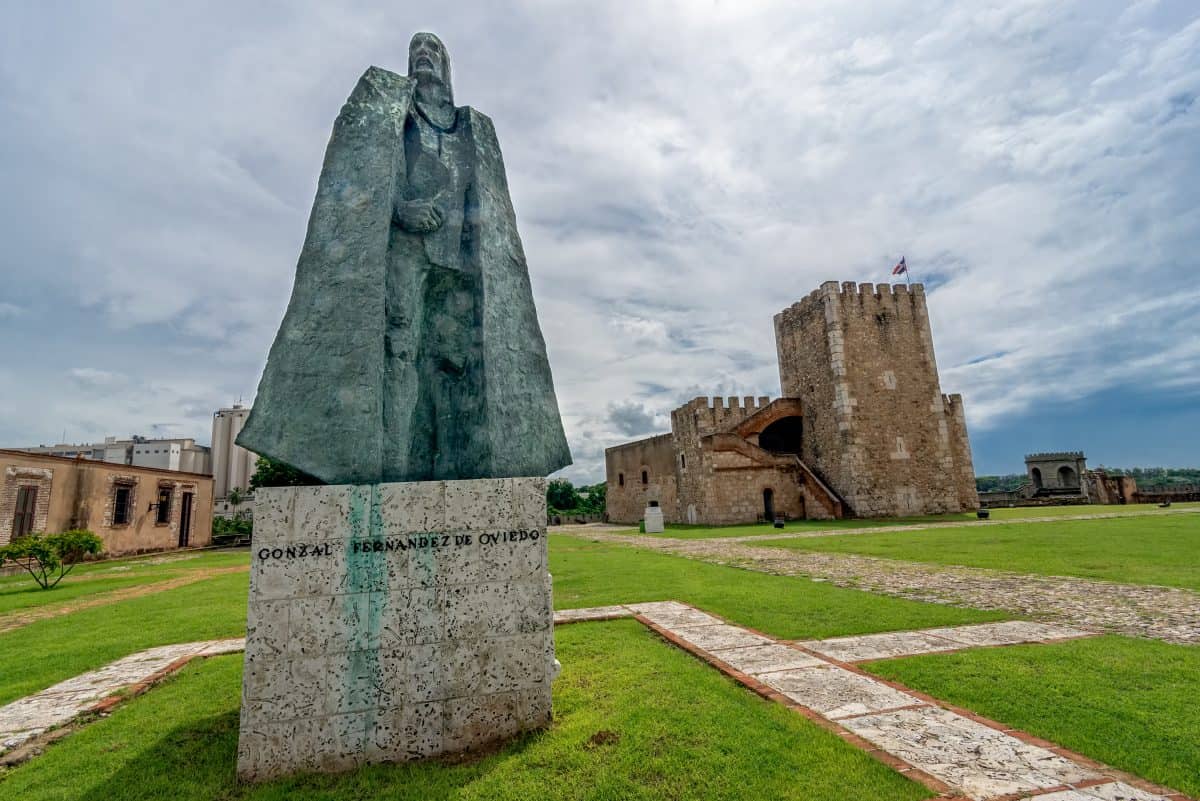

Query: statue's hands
[395,200,444,233]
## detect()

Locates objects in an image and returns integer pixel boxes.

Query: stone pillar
[237,477,555,782]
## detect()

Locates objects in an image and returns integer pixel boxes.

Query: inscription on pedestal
[237,478,555,782]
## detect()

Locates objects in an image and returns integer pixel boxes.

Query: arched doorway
[759,416,803,454]
[1031,467,1043,489]
[762,488,775,521]
[1058,465,1077,487]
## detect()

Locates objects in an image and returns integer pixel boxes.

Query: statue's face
[409,33,449,86]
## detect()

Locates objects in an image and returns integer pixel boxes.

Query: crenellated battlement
[1026,451,1085,461]
[673,395,773,435]
[775,280,927,329]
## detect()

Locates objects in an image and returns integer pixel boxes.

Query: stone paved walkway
[623,601,1188,801]
[557,530,1200,645]
[704,507,1200,543]
[0,639,244,757]
[0,607,1191,799]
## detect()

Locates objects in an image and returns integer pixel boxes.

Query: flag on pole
[892,256,907,276]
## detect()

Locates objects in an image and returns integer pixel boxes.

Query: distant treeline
[547,479,606,515]
[976,467,1200,492]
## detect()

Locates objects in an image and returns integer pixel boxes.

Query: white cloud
[0,0,1196,481]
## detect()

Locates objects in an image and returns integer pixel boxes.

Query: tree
[578,481,606,514]
[249,456,322,490]
[546,479,582,513]
[228,487,244,505]
[0,530,104,590]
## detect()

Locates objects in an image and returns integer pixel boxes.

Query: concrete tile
[842,706,1102,799]
[479,527,547,583]
[1031,782,1173,800]
[443,690,526,751]
[327,650,383,714]
[511,477,549,530]
[236,719,299,782]
[245,599,290,660]
[759,665,923,719]
[251,487,295,545]
[553,606,632,623]
[369,701,444,761]
[438,634,550,698]
[799,630,961,662]
[374,587,440,648]
[444,478,514,531]
[440,582,520,641]
[626,601,722,628]
[378,644,441,707]
[671,624,773,652]
[376,481,445,533]
[924,621,1092,648]
[287,594,368,657]
[312,711,369,773]
[714,644,825,675]
[292,485,356,541]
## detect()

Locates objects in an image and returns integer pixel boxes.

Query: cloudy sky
[2,1,1197,483]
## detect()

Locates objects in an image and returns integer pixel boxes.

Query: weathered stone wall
[669,397,775,525]
[238,478,555,781]
[0,450,212,552]
[943,394,980,511]
[775,282,976,517]
[604,434,678,524]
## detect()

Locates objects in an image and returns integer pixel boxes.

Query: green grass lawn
[550,537,1003,639]
[864,635,1200,798]
[0,550,249,616]
[749,515,1200,589]
[0,621,933,801]
[0,539,1000,706]
[637,503,1200,539]
[0,572,250,706]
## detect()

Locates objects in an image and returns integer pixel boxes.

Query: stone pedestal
[237,478,555,782]
[643,504,665,533]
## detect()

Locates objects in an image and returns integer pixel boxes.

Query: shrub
[0,529,104,590]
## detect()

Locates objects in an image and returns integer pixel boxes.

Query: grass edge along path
[864,634,1200,798]
[747,515,1200,590]
[549,536,1005,640]
[636,503,1200,540]
[0,621,934,801]
[0,571,249,707]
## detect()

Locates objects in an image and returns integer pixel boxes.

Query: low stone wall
[237,478,556,781]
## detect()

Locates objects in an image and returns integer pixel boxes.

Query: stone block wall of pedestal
[237,477,555,782]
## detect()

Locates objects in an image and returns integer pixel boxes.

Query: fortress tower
[605,280,977,524]
[774,281,977,517]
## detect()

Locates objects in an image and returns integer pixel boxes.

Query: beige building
[211,404,258,499]
[607,281,978,525]
[0,449,213,555]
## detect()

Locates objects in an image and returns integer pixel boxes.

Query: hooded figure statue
[237,32,571,485]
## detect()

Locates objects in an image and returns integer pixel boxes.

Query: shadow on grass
[75,709,543,801]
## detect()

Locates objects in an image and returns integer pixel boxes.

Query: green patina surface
[236,42,571,485]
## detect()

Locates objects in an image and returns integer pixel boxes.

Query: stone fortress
[606,281,979,524]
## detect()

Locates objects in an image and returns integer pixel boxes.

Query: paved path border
[624,601,1189,801]
[697,506,1200,544]
[0,639,244,763]
[0,605,1191,801]
[557,529,1200,645]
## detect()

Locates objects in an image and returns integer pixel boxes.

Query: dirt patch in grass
[0,566,249,634]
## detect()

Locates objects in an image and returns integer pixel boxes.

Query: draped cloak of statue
[237,63,572,485]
